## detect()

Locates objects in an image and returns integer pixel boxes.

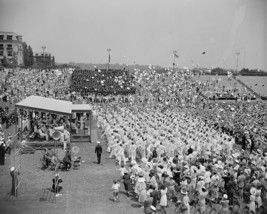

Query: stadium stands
[70,69,135,95]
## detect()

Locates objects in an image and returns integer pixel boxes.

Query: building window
[7,44,12,47]
[0,44,3,49]
[0,35,3,40]
[0,51,3,56]
[7,51,13,56]
[7,35,13,40]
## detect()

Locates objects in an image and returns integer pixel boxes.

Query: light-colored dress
[220,199,229,214]
[249,195,256,213]
[255,189,262,208]
[182,195,191,214]
[199,190,208,212]
[160,188,168,207]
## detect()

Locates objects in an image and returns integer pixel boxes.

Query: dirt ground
[0,122,152,214]
[0,120,266,214]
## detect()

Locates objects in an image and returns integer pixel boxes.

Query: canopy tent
[72,104,92,113]
[16,96,92,115]
[16,95,73,115]
[15,95,93,143]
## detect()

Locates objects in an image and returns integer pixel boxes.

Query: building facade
[0,31,24,66]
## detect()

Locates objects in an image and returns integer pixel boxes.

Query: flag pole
[107,48,111,71]
[173,50,177,71]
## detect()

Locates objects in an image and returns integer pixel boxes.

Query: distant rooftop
[0,31,20,36]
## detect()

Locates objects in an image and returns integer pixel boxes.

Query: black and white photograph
[0,0,267,213]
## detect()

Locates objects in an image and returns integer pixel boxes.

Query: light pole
[236,52,240,72]
[107,48,111,71]
[41,46,46,65]
[173,50,177,70]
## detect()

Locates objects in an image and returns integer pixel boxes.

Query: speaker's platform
[71,134,90,142]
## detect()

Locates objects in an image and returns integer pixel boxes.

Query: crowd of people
[71,69,135,95]
[97,102,266,213]
[0,66,267,213]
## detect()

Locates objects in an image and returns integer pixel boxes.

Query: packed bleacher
[70,69,136,95]
[0,66,267,213]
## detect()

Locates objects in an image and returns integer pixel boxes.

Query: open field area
[236,76,267,96]
[0,123,149,214]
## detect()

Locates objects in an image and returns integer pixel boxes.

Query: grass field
[236,76,267,96]
[193,75,244,89]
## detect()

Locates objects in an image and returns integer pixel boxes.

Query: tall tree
[22,42,29,67]
[27,45,34,67]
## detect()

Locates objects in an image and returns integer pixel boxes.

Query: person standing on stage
[95,141,102,164]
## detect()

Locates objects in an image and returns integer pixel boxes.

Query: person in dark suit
[249,134,255,154]
[241,134,247,151]
[95,141,102,164]
[63,150,72,170]
[52,173,63,193]
[0,138,6,165]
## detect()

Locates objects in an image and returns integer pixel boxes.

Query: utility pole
[41,46,46,66]
[107,48,111,71]
[236,52,240,72]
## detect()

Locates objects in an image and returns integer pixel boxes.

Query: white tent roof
[16,95,73,115]
[72,104,92,112]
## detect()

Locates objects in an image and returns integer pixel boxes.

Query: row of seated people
[29,124,70,141]
[41,148,81,171]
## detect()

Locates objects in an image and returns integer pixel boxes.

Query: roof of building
[16,95,92,115]
[0,31,20,36]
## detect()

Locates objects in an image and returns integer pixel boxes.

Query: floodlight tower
[236,52,240,72]
[41,46,46,64]
[107,48,111,71]
[173,50,177,70]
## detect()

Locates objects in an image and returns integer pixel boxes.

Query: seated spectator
[62,150,72,170]
[29,124,40,139]
[38,125,49,141]
[42,148,52,169]
[51,154,61,171]
[71,121,78,134]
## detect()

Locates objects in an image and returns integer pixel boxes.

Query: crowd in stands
[0,66,267,213]
[70,69,135,95]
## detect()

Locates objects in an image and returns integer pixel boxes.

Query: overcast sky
[0,0,266,70]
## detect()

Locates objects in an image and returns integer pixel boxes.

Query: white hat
[250,188,256,195]
[11,166,15,171]
[97,141,100,144]
[131,160,137,165]
[138,177,145,183]
[150,205,156,211]
[223,194,228,199]
[181,189,188,195]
